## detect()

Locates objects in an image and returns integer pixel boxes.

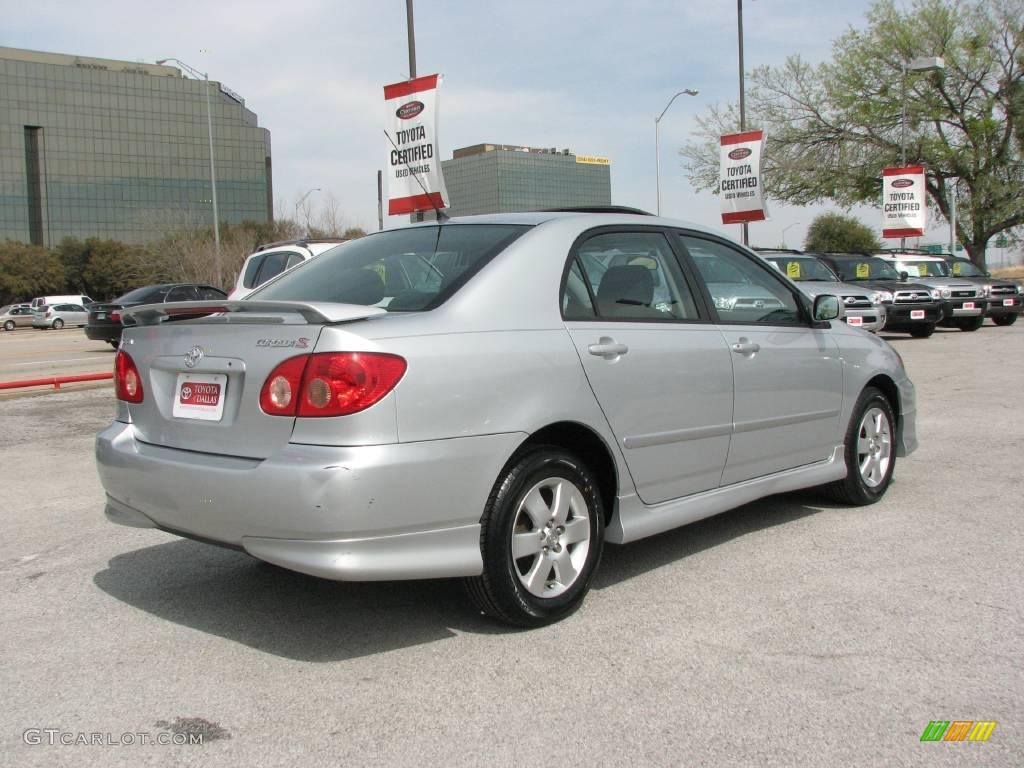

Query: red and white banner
[383,74,449,216]
[719,130,767,225]
[882,165,926,239]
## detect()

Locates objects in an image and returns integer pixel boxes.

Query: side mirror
[813,294,843,323]
[899,271,909,281]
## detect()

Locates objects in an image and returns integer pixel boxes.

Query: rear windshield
[115,286,171,304]
[253,225,530,310]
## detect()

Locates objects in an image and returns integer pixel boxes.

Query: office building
[0,46,272,246]
[440,143,611,217]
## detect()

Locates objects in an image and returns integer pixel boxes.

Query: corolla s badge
[184,345,204,368]
[256,337,309,349]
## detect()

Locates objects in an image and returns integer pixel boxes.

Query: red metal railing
[0,372,113,391]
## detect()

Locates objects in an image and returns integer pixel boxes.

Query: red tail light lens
[259,353,406,417]
[115,350,144,403]
[259,356,308,415]
[110,311,121,322]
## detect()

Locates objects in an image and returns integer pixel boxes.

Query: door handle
[588,337,629,359]
[731,338,760,355]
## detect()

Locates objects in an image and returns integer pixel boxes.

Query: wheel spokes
[551,549,578,587]
[512,531,543,559]
[562,517,590,546]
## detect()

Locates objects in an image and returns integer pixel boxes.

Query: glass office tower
[440,144,611,217]
[0,47,272,246]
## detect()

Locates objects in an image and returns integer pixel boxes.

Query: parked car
[86,284,227,347]
[815,254,944,337]
[757,250,887,332]
[29,294,94,310]
[97,210,917,627]
[1,304,35,331]
[943,256,1022,326]
[228,238,349,299]
[872,251,988,332]
[32,303,89,329]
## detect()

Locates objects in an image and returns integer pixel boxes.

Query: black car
[85,283,227,347]
[944,256,1022,326]
[814,253,944,338]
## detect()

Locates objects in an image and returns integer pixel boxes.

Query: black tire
[465,446,605,627]
[908,323,934,338]
[52,318,64,329]
[825,387,897,506]
[992,313,1018,327]
[956,316,984,332]
[3,320,13,331]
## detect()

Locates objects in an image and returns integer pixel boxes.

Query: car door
[676,233,843,485]
[562,228,734,504]
[66,304,88,325]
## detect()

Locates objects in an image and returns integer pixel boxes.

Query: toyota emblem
[184,345,204,368]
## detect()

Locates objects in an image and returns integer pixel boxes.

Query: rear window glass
[115,286,171,304]
[253,225,530,311]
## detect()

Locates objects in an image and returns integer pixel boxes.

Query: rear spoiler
[122,300,387,326]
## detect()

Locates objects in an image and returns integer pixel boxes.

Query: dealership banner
[719,130,767,224]
[882,165,926,238]
[383,74,449,215]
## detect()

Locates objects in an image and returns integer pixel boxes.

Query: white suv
[228,239,348,299]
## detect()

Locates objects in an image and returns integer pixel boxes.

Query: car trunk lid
[119,301,386,459]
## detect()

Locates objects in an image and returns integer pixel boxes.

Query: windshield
[830,257,901,281]
[765,257,838,282]
[898,260,950,278]
[254,225,530,311]
[950,260,985,277]
[115,286,172,304]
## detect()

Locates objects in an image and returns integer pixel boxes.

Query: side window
[561,259,596,320]
[242,253,267,289]
[678,235,803,325]
[198,287,226,300]
[285,253,305,270]
[254,252,292,286]
[571,231,699,321]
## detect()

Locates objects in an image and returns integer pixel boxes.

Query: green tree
[0,241,65,304]
[682,0,1024,270]
[804,213,882,252]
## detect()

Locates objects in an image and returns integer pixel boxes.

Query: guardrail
[0,372,113,391]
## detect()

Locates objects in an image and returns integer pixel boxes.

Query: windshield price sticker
[952,263,962,275]
[173,373,227,421]
[856,263,870,278]
[786,262,801,279]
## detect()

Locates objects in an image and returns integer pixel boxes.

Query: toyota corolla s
[96,210,917,626]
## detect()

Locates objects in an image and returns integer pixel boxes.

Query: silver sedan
[32,303,89,329]
[96,210,917,626]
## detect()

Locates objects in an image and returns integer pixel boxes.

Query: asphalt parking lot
[2,324,1021,767]
[0,326,113,383]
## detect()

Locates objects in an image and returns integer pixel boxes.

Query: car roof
[398,210,730,239]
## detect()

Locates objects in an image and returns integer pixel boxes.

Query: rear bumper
[96,422,524,580]
[85,324,122,341]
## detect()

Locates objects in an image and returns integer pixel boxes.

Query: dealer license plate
[1004,299,1015,306]
[846,316,863,326]
[96,312,106,320]
[962,302,975,310]
[910,310,925,320]
[172,373,227,421]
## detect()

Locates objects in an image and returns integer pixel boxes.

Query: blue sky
[1,0,964,250]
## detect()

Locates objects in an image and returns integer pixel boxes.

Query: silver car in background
[96,211,917,626]
[31,303,89,329]
[759,252,887,332]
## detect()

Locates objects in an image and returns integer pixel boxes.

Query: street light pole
[898,55,944,249]
[295,188,320,231]
[782,222,800,248]
[157,57,222,286]
[655,89,699,216]
[737,0,749,246]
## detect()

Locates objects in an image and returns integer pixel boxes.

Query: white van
[30,294,94,309]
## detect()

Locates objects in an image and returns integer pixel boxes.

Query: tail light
[115,350,144,403]
[260,352,406,417]
[45,309,52,318]
[110,311,121,322]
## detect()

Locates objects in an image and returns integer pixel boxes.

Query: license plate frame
[910,310,926,320]
[172,373,227,421]
[1004,299,1015,307]
[846,316,863,326]
[962,302,975,310]
[96,312,106,320]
